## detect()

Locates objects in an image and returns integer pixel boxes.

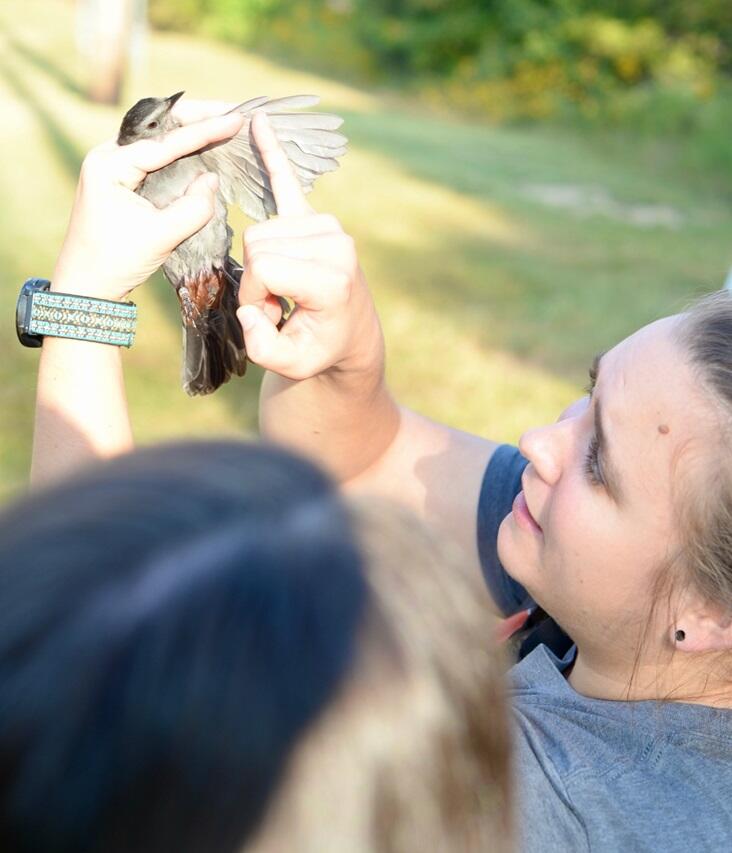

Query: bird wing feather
[200,95,347,222]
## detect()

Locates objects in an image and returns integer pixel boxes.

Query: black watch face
[16,279,49,348]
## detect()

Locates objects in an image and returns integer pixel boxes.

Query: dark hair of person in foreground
[0,441,510,852]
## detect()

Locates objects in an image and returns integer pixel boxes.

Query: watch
[16,278,50,348]
[16,278,137,348]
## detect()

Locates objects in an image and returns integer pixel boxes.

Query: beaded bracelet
[28,290,137,348]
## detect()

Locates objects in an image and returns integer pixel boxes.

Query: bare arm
[261,366,496,573]
[345,408,498,572]
[31,339,133,485]
[240,113,498,577]
[30,111,245,488]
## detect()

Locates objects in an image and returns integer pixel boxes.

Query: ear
[675,600,732,653]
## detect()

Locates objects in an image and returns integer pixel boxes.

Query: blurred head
[498,290,732,696]
[251,497,511,853]
[0,441,510,852]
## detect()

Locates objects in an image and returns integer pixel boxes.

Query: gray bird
[117,92,347,395]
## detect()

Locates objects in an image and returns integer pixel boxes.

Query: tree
[76,0,142,104]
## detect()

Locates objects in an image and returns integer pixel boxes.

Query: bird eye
[147,120,159,129]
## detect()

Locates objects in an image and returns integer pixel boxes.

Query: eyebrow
[591,353,624,503]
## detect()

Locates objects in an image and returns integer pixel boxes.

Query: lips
[512,488,543,535]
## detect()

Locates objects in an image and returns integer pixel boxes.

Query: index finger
[251,111,313,217]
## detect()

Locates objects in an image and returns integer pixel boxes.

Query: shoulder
[510,646,732,852]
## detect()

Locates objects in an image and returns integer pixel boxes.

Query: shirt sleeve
[476,444,534,616]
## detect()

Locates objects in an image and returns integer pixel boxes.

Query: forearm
[31,337,132,488]
[28,112,239,488]
[259,355,401,484]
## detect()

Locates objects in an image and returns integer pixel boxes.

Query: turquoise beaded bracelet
[28,290,137,348]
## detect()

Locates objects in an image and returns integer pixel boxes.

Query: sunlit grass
[1,1,730,499]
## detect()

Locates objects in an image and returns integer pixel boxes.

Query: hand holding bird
[50,95,375,401]
[117,93,348,395]
[51,110,243,305]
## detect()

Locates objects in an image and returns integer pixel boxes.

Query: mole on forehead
[658,424,670,435]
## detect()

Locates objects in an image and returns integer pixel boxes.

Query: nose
[558,395,589,423]
[519,396,587,486]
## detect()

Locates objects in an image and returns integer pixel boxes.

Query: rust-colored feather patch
[176,268,227,327]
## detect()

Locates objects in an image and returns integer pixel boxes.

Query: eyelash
[583,366,604,487]
[584,435,604,486]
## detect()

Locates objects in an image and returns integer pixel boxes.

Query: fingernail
[240,305,258,331]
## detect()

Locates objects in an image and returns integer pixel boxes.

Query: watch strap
[28,290,137,348]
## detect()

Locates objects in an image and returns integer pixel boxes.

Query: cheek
[497,471,669,624]
[527,481,600,604]
[544,477,667,613]
[546,477,604,564]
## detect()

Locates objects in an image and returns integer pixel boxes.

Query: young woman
[29,102,732,850]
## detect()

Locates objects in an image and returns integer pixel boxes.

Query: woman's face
[497,315,715,658]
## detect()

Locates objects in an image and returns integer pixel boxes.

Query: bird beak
[165,91,185,109]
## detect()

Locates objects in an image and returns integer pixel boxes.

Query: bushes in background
[148,0,732,126]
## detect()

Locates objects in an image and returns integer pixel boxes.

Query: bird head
[117,91,185,145]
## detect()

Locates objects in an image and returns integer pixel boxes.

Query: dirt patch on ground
[523,183,684,229]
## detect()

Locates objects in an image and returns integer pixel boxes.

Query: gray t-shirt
[478,445,732,851]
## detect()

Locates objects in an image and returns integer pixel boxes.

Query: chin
[496,516,543,599]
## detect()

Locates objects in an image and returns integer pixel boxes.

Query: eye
[584,435,604,487]
[147,120,159,130]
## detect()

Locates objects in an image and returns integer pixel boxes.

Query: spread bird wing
[199,95,347,222]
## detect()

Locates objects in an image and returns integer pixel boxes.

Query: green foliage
[148,0,732,140]
[149,0,279,43]
[349,1,491,76]
[432,12,722,122]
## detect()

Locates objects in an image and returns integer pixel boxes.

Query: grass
[1,1,731,501]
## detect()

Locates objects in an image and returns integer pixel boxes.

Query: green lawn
[1,1,730,500]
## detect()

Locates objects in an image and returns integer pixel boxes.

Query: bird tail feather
[180,259,247,396]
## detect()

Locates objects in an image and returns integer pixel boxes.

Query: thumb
[156,172,219,250]
[237,304,298,375]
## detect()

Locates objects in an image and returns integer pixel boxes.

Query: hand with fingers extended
[237,112,383,382]
[51,111,245,302]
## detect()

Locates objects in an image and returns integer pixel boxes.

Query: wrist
[50,279,132,303]
[325,335,386,400]
[51,262,133,302]
[332,282,386,381]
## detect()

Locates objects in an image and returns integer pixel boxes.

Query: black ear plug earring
[675,629,686,642]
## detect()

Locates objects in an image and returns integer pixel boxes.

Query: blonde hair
[249,497,512,853]
[676,290,732,618]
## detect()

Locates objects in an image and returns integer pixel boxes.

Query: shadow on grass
[0,59,85,179]
[6,33,87,98]
[330,107,724,380]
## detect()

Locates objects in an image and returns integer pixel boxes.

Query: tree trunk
[78,0,137,105]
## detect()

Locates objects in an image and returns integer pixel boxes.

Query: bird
[116,92,347,396]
